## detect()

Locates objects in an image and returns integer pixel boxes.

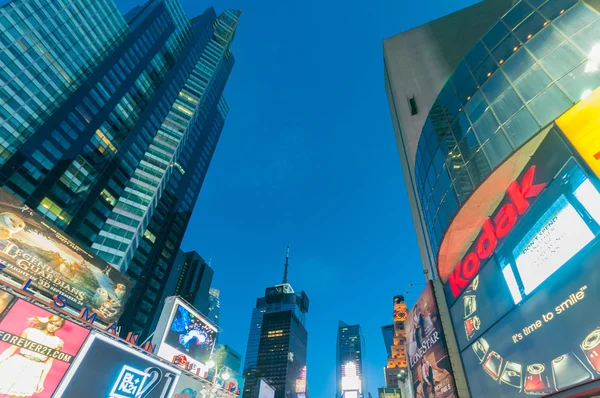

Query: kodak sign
[448,165,546,297]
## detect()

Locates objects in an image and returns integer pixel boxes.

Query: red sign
[448,166,546,297]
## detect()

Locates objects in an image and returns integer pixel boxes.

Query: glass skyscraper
[242,251,309,398]
[0,0,240,336]
[336,321,367,398]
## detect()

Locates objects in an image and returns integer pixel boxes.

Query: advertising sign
[0,296,90,398]
[258,378,275,398]
[406,282,457,398]
[0,188,132,323]
[170,373,203,398]
[55,332,180,397]
[454,158,600,396]
[556,86,600,180]
[152,297,217,377]
[224,375,244,396]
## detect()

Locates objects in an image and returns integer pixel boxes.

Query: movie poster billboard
[0,296,90,398]
[0,188,132,323]
[153,297,217,376]
[406,282,457,398]
[55,332,180,397]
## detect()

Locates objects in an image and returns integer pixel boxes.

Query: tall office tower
[208,287,221,327]
[383,296,408,389]
[242,248,310,398]
[336,322,367,398]
[385,0,600,396]
[173,250,214,313]
[0,0,241,337]
[213,344,243,375]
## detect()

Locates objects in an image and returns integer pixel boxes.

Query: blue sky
[114,0,482,395]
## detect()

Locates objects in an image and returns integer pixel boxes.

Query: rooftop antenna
[283,243,290,284]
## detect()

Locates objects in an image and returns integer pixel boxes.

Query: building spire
[283,243,290,284]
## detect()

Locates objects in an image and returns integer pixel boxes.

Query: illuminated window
[143,230,156,243]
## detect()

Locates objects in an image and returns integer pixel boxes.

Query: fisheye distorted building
[0,0,240,336]
[242,248,310,398]
[386,0,600,397]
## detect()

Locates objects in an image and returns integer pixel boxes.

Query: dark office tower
[208,287,221,326]
[0,0,241,336]
[172,250,214,313]
[242,248,309,398]
[336,322,367,398]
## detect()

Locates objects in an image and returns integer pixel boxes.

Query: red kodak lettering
[449,260,469,297]
[476,220,497,259]
[462,253,480,279]
[507,165,546,214]
[494,203,517,238]
[447,165,546,297]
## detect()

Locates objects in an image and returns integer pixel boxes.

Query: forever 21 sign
[448,165,547,298]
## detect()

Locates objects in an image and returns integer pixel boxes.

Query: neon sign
[448,166,546,297]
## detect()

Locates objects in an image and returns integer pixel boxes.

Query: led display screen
[55,333,180,397]
[258,378,275,398]
[0,295,90,398]
[406,282,457,398]
[0,188,132,323]
[450,152,600,396]
[162,303,217,367]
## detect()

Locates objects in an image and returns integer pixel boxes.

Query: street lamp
[206,360,232,384]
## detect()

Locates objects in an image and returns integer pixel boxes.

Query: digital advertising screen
[158,300,217,371]
[443,100,600,396]
[55,332,180,397]
[258,378,275,398]
[406,282,457,398]
[0,188,132,323]
[0,297,90,398]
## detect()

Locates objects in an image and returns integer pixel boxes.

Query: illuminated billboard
[152,297,217,376]
[444,96,600,396]
[0,295,90,398]
[171,373,205,398]
[406,282,457,398]
[55,332,180,397]
[0,188,132,323]
[341,361,361,392]
[258,378,275,398]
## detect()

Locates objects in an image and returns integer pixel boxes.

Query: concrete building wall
[383,0,515,276]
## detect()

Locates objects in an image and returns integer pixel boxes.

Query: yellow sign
[556,87,600,179]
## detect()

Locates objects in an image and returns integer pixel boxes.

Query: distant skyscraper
[172,251,214,314]
[336,322,367,398]
[242,247,309,398]
[208,287,221,327]
[384,296,408,389]
[0,0,240,337]
[213,344,242,375]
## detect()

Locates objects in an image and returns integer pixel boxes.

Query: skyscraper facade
[336,321,367,398]
[213,344,243,375]
[242,249,309,398]
[383,296,408,390]
[386,0,600,396]
[208,287,221,327]
[0,0,240,336]
[174,250,214,313]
